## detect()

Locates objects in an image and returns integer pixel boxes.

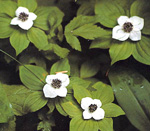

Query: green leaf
[18,0,37,12]
[51,44,70,58]
[73,84,91,104]
[65,15,98,32]
[77,2,94,16]
[23,91,48,113]
[62,102,82,118]
[132,36,150,65]
[85,78,99,91]
[72,24,105,40]
[80,60,100,78]
[19,54,47,70]
[70,63,80,77]
[47,99,55,113]
[0,1,17,17]
[90,38,112,49]
[64,15,99,51]
[34,7,52,30]
[48,7,64,36]
[27,27,48,50]
[90,30,112,49]
[55,97,68,116]
[115,0,135,11]
[57,25,64,42]
[10,29,29,55]
[0,83,14,123]
[130,0,150,35]
[68,54,80,77]
[0,118,16,131]
[108,66,150,131]
[0,14,14,38]
[37,121,53,131]
[109,41,133,65]
[3,84,33,116]
[43,44,70,59]
[50,58,70,75]
[37,112,55,131]
[91,82,114,105]
[42,50,59,61]
[70,116,98,131]
[67,77,91,92]
[102,103,125,117]
[95,0,125,28]
[65,34,81,51]
[65,94,81,108]
[98,118,113,131]
[19,65,47,90]
[34,6,64,31]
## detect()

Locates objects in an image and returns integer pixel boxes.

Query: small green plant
[0,0,150,131]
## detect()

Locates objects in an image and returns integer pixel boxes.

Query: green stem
[0,49,45,84]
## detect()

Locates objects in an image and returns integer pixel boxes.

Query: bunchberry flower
[81,97,105,120]
[43,73,70,98]
[112,16,144,41]
[10,7,37,30]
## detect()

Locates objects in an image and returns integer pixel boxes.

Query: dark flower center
[89,104,97,113]
[51,79,62,88]
[18,12,29,22]
[123,22,133,33]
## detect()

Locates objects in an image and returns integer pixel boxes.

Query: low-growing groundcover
[0,0,150,131]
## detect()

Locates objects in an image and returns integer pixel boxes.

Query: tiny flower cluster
[43,72,70,98]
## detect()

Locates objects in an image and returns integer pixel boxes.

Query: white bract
[10,7,37,30]
[81,97,105,120]
[43,73,70,98]
[112,16,144,41]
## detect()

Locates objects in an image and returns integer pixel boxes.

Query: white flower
[112,16,144,41]
[43,73,70,98]
[10,7,37,30]
[81,97,105,120]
